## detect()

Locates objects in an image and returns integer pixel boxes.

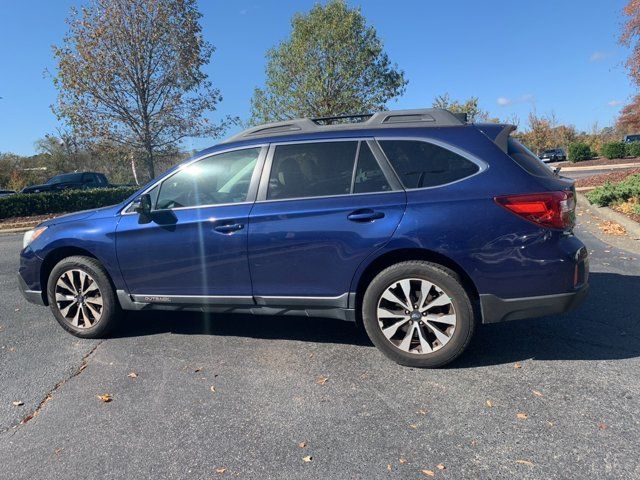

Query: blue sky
[0,0,633,156]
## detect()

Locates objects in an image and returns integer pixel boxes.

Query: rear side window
[267,142,357,200]
[379,140,480,189]
[507,138,555,178]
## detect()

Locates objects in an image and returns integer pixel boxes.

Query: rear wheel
[47,256,120,338]
[362,261,475,368]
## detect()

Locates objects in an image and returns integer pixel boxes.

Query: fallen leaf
[194,367,202,373]
[409,424,418,429]
[387,464,392,472]
[516,459,534,466]
[215,467,226,474]
[14,308,20,312]
[417,409,427,415]
[486,400,494,408]
[399,458,407,464]
[514,362,522,369]
[20,414,33,424]
[303,455,312,462]
[436,463,446,470]
[315,375,328,385]
[54,448,64,455]
[12,401,24,407]
[127,372,138,378]
[516,412,528,420]
[546,421,554,427]
[471,439,478,446]
[421,469,435,477]
[598,422,608,430]
[97,394,112,403]
[298,441,307,448]
[210,385,216,393]
[598,221,626,236]
[532,390,544,397]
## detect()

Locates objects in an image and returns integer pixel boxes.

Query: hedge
[0,186,139,220]
[567,142,592,162]
[600,141,627,160]
[586,173,640,207]
[627,142,640,158]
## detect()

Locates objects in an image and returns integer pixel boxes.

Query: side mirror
[132,193,152,215]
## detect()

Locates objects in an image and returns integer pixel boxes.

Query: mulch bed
[557,157,640,168]
[575,168,640,188]
[0,213,63,228]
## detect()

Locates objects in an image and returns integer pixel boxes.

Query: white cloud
[607,100,622,107]
[496,94,535,107]
[590,51,608,62]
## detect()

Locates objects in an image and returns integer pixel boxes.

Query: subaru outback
[18,108,589,367]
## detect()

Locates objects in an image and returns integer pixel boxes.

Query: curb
[577,192,640,240]
[0,226,33,234]
[561,162,640,172]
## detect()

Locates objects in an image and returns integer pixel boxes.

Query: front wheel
[362,261,476,368]
[47,256,120,338]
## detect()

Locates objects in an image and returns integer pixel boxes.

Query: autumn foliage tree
[250,0,407,124]
[52,0,230,180]
[618,0,640,132]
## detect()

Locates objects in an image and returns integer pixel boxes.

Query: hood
[38,204,122,227]
[22,183,53,192]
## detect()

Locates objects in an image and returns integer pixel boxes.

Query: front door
[116,146,266,300]
[248,140,406,306]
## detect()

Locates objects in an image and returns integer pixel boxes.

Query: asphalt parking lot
[0,215,639,479]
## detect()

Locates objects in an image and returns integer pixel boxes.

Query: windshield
[46,173,83,185]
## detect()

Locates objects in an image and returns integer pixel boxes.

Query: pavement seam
[0,340,104,436]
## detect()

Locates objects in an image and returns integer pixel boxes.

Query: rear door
[248,139,406,306]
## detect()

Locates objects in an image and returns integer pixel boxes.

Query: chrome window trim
[374,136,489,191]
[120,144,268,215]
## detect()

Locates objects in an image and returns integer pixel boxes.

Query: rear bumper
[480,283,588,324]
[17,273,45,306]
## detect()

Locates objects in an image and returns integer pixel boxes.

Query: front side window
[267,141,358,200]
[155,147,261,209]
[379,140,480,189]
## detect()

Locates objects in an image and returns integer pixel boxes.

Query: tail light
[494,191,575,230]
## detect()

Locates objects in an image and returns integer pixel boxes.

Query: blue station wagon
[18,108,589,367]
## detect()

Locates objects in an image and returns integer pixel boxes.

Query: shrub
[600,141,627,160]
[626,142,640,158]
[567,142,592,162]
[0,186,139,220]
[586,173,640,207]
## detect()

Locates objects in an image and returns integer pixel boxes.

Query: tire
[47,255,120,338]
[361,261,476,368]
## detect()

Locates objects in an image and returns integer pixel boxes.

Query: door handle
[213,223,244,233]
[347,209,385,222]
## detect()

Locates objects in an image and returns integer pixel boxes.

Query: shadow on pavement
[114,272,639,366]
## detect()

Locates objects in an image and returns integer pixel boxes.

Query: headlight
[23,226,47,249]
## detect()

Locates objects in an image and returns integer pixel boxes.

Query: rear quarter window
[378,140,480,189]
[507,138,555,178]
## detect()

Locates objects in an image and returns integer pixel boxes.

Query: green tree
[250,0,407,124]
[431,93,489,123]
[52,0,231,181]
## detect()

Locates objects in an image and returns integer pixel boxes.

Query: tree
[431,93,489,123]
[250,0,407,124]
[52,0,230,180]
[617,2,640,131]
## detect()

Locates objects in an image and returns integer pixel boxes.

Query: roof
[221,108,467,144]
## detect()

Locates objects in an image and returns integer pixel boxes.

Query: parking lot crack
[1,340,103,436]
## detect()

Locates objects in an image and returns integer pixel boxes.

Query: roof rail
[221,108,466,144]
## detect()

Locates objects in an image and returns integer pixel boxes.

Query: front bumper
[17,273,46,306]
[480,283,588,324]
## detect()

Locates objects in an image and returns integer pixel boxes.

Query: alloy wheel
[376,278,457,354]
[54,269,103,328]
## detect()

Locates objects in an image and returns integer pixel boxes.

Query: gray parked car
[539,148,566,163]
